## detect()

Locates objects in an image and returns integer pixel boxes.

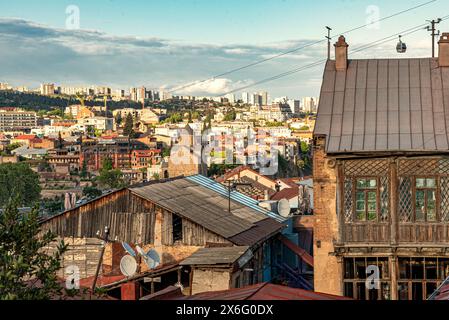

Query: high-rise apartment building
[40,83,55,96]
[0,108,37,131]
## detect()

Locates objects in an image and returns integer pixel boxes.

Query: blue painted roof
[186,175,286,223]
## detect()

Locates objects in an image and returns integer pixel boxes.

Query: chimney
[439,33,449,67]
[334,35,349,71]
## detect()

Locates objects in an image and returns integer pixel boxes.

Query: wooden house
[313,33,449,300]
[40,175,285,299]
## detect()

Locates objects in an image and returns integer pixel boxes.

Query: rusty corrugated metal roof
[180,246,250,266]
[314,58,449,154]
[130,176,284,246]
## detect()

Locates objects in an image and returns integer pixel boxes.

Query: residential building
[0,108,37,131]
[313,34,449,300]
[40,83,55,96]
[40,175,289,299]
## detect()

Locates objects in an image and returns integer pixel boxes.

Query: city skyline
[0,0,448,97]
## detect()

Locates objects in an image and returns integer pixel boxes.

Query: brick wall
[312,137,342,295]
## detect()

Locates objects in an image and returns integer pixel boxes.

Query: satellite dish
[122,242,136,257]
[120,255,137,277]
[277,199,291,218]
[142,249,161,270]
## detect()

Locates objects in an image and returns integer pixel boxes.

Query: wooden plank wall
[41,190,155,244]
[161,211,230,246]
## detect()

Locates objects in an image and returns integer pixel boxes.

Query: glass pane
[356,211,365,221]
[380,282,391,300]
[367,211,377,221]
[416,178,426,188]
[368,179,377,188]
[356,191,365,201]
[427,190,436,222]
[356,201,365,211]
[412,282,423,300]
[411,258,424,280]
[344,259,355,279]
[415,190,425,221]
[398,282,409,300]
[357,179,367,189]
[368,191,377,201]
[344,282,354,298]
[399,258,411,279]
[356,282,366,300]
[355,258,366,279]
[426,178,436,188]
[425,259,438,280]
[439,258,449,279]
[426,282,437,299]
[368,288,378,300]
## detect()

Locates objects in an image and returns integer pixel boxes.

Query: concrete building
[0,108,37,131]
[40,83,55,96]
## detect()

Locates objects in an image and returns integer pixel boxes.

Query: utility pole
[427,18,442,58]
[226,180,252,213]
[92,226,113,293]
[325,26,332,60]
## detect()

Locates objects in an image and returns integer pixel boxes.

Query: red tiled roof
[15,134,36,140]
[216,165,276,184]
[271,187,299,201]
[176,283,351,300]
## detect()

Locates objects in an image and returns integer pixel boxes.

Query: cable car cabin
[397,36,407,53]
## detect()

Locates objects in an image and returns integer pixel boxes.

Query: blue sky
[0,0,448,98]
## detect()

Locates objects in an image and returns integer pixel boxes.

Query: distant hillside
[0,91,142,112]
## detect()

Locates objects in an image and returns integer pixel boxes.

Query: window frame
[352,177,381,223]
[413,176,438,223]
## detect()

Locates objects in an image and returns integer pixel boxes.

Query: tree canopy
[0,198,67,300]
[0,163,41,207]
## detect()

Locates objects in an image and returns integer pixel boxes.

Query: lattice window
[344,160,389,177]
[380,176,389,222]
[398,158,449,176]
[440,177,449,222]
[344,178,353,223]
[399,177,413,222]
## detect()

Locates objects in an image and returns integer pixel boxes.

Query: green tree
[223,110,236,121]
[80,160,88,178]
[114,113,122,126]
[0,163,41,207]
[96,158,126,190]
[123,113,135,138]
[83,186,102,200]
[0,198,68,300]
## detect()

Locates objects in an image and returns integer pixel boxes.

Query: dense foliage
[0,198,67,300]
[0,163,41,207]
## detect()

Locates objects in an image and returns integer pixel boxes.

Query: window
[172,214,183,243]
[343,257,391,300]
[415,178,437,222]
[398,257,447,300]
[355,178,378,221]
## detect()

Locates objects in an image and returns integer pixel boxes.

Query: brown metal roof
[130,178,283,245]
[176,282,352,300]
[180,246,250,266]
[314,58,449,154]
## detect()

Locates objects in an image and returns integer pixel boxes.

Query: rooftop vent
[438,33,449,67]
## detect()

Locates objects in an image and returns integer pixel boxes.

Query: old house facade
[313,34,449,300]
[40,175,285,298]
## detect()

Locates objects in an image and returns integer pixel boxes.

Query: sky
[0,0,449,98]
